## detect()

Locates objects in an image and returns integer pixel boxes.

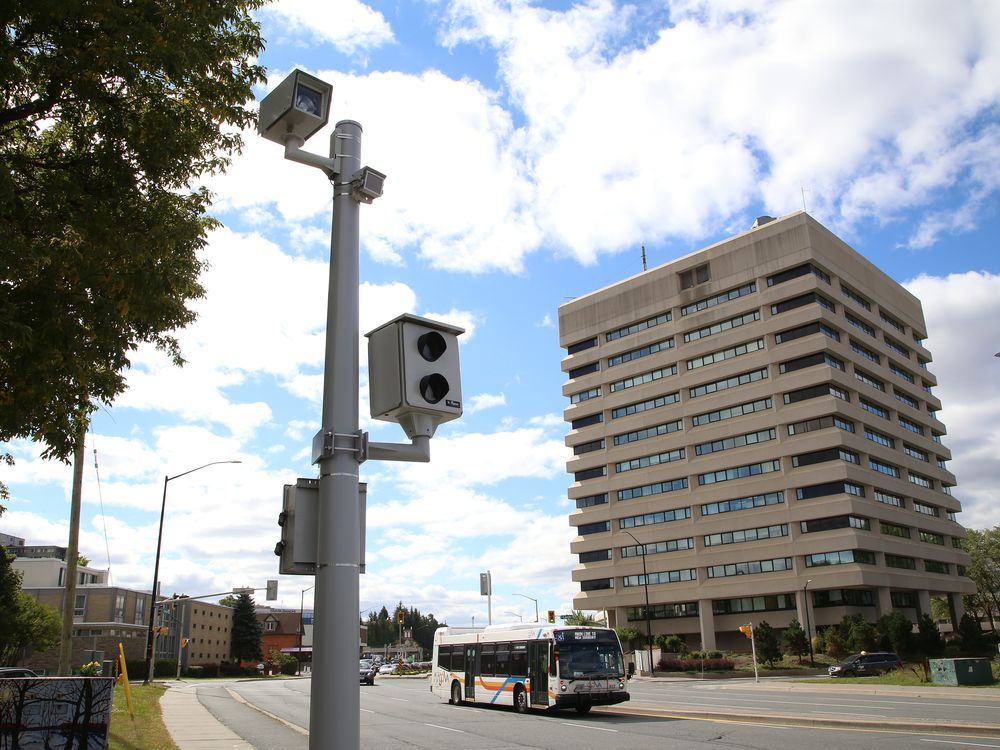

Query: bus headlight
[561,683,567,691]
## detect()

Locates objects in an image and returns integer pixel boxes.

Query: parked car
[0,667,39,678]
[359,659,377,685]
[828,652,902,677]
[377,663,396,675]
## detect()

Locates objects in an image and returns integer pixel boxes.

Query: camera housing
[258,70,332,145]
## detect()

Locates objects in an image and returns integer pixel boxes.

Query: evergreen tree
[916,613,944,658]
[876,611,915,658]
[230,592,262,664]
[781,618,810,663]
[956,613,987,655]
[754,621,782,667]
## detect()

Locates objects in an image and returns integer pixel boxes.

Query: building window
[621,537,694,558]
[787,414,854,435]
[686,338,765,371]
[770,292,835,315]
[713,594,796,615]
[874,489,905,507]
[695,428,776,456]
[804,549,876,567]
[609,364,677,393]
[784,383,849,405]
[697,459,781,486]
[607,338,674,368]
[903,444,929,462]
[880,310,906,334]
[114,593,126,623]
[567,361,600,379]
[701,491,784,516]
[578,549,612,564]
[880,521,910,538]
[135,597,146,625]
[573,438,604,455]
[615,448,685,474]
[689,367,768,399]
[617,477,688,501]
[891,591,917,608]
[679,263,711,290]
[766,263,830,287]
[606,312,672,342]
[627,602,699,621]
[580,578,614,591]
[925,560,950,574]
[575,493,608,509]
[681,282,756,317]
[578,521,611,535]
[685,310,761,343]
[913,500,938,517]
[774,321,840,344]
[859,399,889,419]
[566,336,598,354]
[779,351,844,374]
[624,568,696,587]
[613,420,682,447]
[619,507,692,529]
[707,557,792,578]
[895,390,919,409]
[612,392,679,419]
[692,397,771,427]
[75,594,87,618]
[850,339,880,364]
[800,515,870,533]
[792,447,858,467]
[919,530,944,545]
[899,417,924,435]
[885,554,916,570]
[704,524,788,547]
[855,369,885,392]
[845,312,876,337]
[864,428,895,448]
[574,466,606,482]
[813,589,875,607]
[840,284,871,311]
[869,459,900,478]
[889,362,915,383]
[571,412,603,429]
[570,386,601,404]
[908,472,933,489]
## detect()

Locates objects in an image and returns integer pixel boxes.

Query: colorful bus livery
[431,624,630,714]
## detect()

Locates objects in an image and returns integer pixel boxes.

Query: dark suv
[359,659,377,686]
[828,652,902,677]
[0,667,39,678]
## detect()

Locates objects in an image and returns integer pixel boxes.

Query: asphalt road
[191,675,1000,750]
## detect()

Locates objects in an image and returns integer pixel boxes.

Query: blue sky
[3,0,999,626]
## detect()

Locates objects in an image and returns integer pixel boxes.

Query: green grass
[811,661,1000,689]
[109,683,180,750]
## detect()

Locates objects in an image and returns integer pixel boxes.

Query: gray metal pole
[310,120,363,750]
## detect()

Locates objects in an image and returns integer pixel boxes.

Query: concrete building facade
[559,212,974,652]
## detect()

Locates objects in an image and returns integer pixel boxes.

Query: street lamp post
[623,530,654,677]
[143,460,240,684]
[804,579,815,667]
[298,584,316,676]
[504,611,523,622]
[513,593,539,622]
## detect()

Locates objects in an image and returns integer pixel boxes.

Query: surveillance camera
[351,167,386,203]
[258,70,332,146]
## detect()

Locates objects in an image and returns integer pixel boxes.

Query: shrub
[186,665,205,678]
[707,650,723,659]
[280,659,298,676]
[658,657,734,672]
[654,633,689,655]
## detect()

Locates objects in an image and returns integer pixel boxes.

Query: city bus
[431,623,630,714]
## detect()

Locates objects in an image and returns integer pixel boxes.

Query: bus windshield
[554,630,625,680]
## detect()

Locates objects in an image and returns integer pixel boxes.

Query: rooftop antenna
[801,186,809,212]
[641,245,647,272]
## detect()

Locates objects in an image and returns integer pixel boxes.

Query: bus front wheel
[451,681,463,705]
[513,686,528,714]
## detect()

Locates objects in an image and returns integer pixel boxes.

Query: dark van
[828,652,902,677]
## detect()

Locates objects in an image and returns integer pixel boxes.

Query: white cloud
[466,392,506,414]
[903,271,1000,530]
[259,0,394,55]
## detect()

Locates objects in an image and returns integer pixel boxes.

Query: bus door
[528,641,548,706]
[464,644,477,700]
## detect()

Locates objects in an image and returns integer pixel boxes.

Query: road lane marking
[920,741,1000,748]
[424,723,465,733]
[224,687,309,735]
[388,697,409,702]
[561,722,617,733]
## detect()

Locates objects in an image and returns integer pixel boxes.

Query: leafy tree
[961,527,1000,632]
[916,613,944,658]
[956,613,988,655]
[781,618,810,663]
[754,621,782,667]
[230,592,262,664]
[843,616,878,653]
[0,0,267,472]
[0,553,61,665]
[615,626,641,653]
[876,610,915,658]
[77,555,90,567]
[824,626,849,659]
[654,633,689,655]
[218,595,238,609]
[563,610,599,626]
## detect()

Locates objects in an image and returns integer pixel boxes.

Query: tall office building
[559,212,974,651]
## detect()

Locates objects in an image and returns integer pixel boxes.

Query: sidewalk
[160,681,254,749]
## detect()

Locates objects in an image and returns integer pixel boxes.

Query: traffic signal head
[367,314,464,438]
[547,610,556,624]
[739,624,753,639]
